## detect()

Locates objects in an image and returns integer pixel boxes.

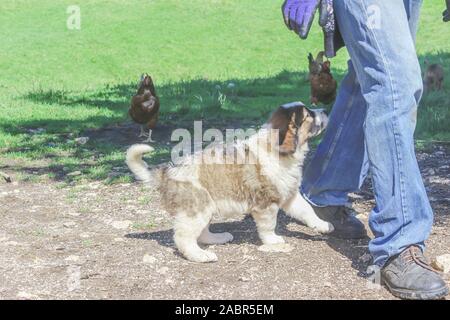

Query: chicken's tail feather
[126,144,154,183]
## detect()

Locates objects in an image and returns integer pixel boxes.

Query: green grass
[132,221,157,231]
[0,0,449,183]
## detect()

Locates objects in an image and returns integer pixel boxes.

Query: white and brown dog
[126,102,333,263]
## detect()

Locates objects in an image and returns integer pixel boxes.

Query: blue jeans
[301,0,432,267]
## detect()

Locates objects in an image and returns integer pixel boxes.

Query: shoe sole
[382,279,449,300]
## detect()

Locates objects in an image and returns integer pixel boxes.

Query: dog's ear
[269,103,304,155]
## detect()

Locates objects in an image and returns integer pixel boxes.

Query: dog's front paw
[258,243,293,253]
[185,250,218,263]
[313,221,335,234]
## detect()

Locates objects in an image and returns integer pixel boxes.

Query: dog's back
[158,135,301,217]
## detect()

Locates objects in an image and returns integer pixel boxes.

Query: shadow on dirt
[126,212,372,276]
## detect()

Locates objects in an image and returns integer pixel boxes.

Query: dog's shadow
[278,214,372,277]
[125,215,261,247]
[125,213,371,276]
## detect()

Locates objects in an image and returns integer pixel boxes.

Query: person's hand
[282,0,321,39]
[282,0,339,57]
[444,0,450,22]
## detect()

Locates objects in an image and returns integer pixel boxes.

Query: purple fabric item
[282,0,321,39]
[282,0,344,57]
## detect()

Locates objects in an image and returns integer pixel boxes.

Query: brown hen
[309,53,337,105]
[308,51,325,78]
[129,74,160,142]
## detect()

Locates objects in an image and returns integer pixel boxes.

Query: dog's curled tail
[126,144,154,183]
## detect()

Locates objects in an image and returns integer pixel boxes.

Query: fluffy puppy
[126,102,333,263]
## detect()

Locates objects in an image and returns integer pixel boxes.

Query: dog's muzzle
[310,108,329,136]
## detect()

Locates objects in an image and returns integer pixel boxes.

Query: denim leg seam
[322,87,357,174]
[359,0,409,258]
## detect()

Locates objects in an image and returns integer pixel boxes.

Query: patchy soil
[0,143,449,300]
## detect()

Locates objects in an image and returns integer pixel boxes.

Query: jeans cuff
[300,187,349,208]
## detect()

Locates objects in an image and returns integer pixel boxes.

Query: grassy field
[0,0,449,183]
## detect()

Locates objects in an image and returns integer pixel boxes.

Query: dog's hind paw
[261,234,285,245]
[185,250,218,263]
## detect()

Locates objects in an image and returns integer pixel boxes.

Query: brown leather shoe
[381,246,449,300]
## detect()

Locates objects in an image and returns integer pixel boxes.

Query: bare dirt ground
[0,142,449,300]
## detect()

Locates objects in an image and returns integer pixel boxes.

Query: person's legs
[299,6,371,240]
[333,0,431,267]
[335,0,448,299]
[302,1,423,209]
[299,0,446,299]
[301,60,369,207]
[330,0,447,299]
